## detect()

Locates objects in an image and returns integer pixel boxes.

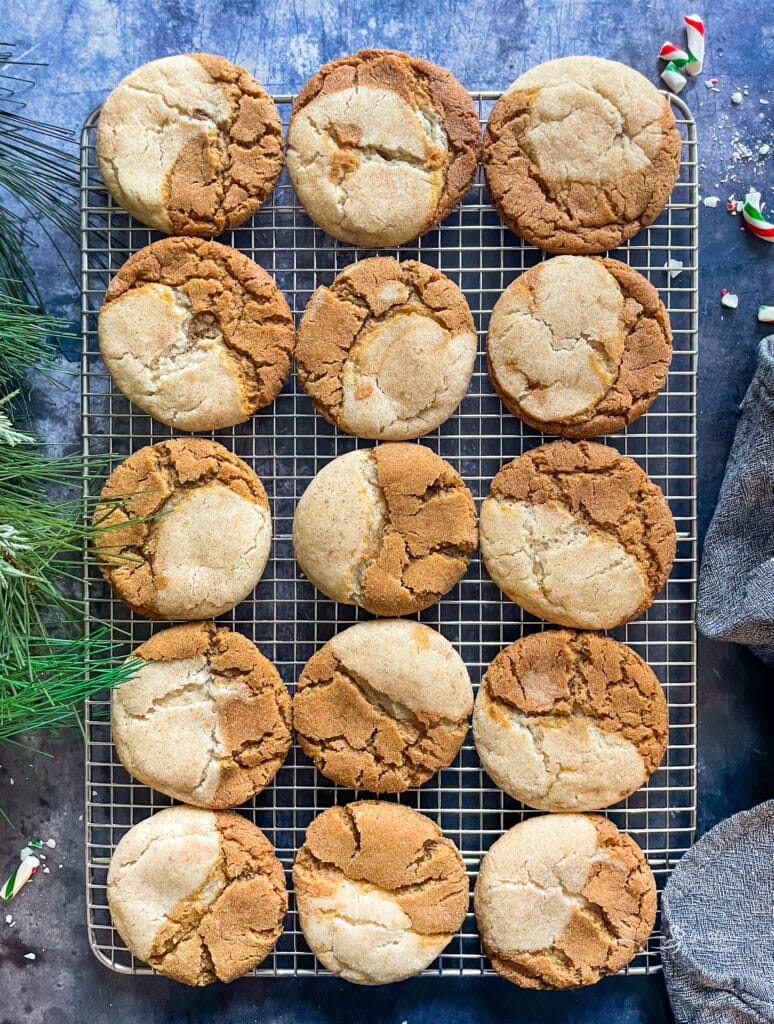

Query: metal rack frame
[81,92,698,978]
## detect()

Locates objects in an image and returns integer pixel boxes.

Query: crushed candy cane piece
[23,952,36,960]
[758,144,770,158]
[721,293,739,309]
[664,258,684,278]
[659,41,691,68]
[731,92,743,106]
[758,305,774,323]
[742,190,774,242]
[5,914,13,925]
[1,856,40,901]
[703,196,720,207]
[684,14,705,76]
[662,62,687,93]
[45,839,56,850]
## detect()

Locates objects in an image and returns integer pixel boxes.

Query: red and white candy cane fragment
[758,306,774,324]
[742,190,774,242]
[662,61,688,93]
[659,41,691,68]
[1,855,40,901]
[684,14,705,76]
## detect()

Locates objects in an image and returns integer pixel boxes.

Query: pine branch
[0,290,74,391]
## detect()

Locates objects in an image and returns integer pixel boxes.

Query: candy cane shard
[661,62,688,94]
[742,190,774,242]
[1,856,40,901]
[659,41,691,68]
[684,14,705,76]
[757,305,774,323]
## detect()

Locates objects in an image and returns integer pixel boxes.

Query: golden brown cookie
[473,630,668,811]
[97,54,283,235]
[99,238,294,431]
[107,806,287,985]
[292,443,478,616]
[293,620,473,792]
[293,800,469,984]
[480,440,675,629]
[112,622,292,807]
[296,257,477,439]
[94,438,272,620]
[474,813,657,988]
[483,57,681,254]
[286,49,480,247]
[487,256,672,437]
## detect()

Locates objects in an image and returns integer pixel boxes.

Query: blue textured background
[1,1,772,1022]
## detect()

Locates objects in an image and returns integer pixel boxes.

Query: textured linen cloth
[698,336,774,665]
[661,801,774,1023]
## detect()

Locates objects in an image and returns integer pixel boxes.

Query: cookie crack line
[299,847,459,901]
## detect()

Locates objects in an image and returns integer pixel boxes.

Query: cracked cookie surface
[483,57,681,254]
[95,438,272,620]
[473,629,668,811]
[487,256,672,437]
[97,53,283,235]
[292,443,478,616]
[107,805,287,985]
[296,257,477,439]
[293,800,469,984]
[294,620,473,792]
[474,813,657,988]
[113,622,292,807]
[286,49,480,247]
[100,237,294,431]
[480,440,675,629]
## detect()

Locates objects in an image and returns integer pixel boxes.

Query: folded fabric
[661,800,774,1024]
[698,336,774,665]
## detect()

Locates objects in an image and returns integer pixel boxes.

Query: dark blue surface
[1,1,772,1022]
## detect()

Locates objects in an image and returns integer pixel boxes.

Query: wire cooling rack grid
[81,93,698,978]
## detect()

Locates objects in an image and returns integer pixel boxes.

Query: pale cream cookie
[99,238,294,431]
[112,622,292,807]
[107,806,287,985]
[97,53,283,235]
[286,49,480,247]
[474,813,657,988]
[293,800,469,984]
[295,257,477,439]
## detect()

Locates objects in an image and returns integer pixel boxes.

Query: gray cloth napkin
[661,800,774,1023]
[698,336,774,665]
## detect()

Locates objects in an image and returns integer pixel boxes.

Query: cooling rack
[81,92,698,978]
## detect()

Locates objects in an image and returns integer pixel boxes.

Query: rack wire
[81,93,698,978]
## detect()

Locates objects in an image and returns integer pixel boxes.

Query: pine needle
[0,632,140,743]
[0,290,74,391]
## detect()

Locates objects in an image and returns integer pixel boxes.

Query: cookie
[295,257,477,439]
[473,630,668,811]
[293,801,469,984]
[94,438,272,619]
[99,238,294,431]
[107,805,287,985]
[480,440,675,629]
[293,443,477,616]
[474,813,657,988]
[112,622,292,807]
[483,57,681,254]
[487,256,672,437]
[96,53,283,235]
[286,49,480,247]
[294,620,473,792]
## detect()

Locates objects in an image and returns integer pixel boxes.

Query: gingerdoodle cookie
[474,813,657,989]
[112,622,292,807]
[480,440,675,630]
[97,54,283,235]
[99,238,294,431]
[286,49,480,247]
[107,805,287,985]
[95,438,272,620]
[473,630,668,811]
[293,620,473,792]
[293,801,469,984]
[292,443,478,616]
[295,257,477,439]
[487,256,672,437]
[483,57,681,254]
